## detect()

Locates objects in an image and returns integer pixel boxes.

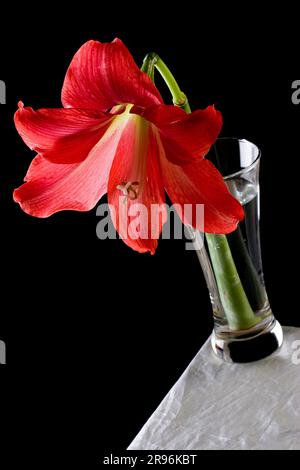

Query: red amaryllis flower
[14,39,243,254]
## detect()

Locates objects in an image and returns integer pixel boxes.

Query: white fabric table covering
[128,327,300,450]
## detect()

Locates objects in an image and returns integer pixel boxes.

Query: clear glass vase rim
[215,137,261,180]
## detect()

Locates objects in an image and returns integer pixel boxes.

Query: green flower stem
[227,227,267,313]
[141,54,156,82]
[206,234,261,330]
[143,52,261,331]
[142,53,191,112]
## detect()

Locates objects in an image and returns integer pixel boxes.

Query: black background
[0,4,299,463]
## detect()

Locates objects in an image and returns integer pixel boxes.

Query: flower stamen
[117,181,140,202]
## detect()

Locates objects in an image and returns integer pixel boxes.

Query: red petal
[13,119,128,217]
[132,104,222,164]
[131,104,186,124]
[108,116,167,254]
[61,39,163,111]
[160,151,244,234]
[15,105,114,163]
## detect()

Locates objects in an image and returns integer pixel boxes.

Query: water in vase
[213,177,273,339]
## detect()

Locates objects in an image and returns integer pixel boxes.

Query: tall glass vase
[198,138,283,363]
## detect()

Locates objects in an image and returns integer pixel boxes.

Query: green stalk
[227,227,267,313]
[206,234,261,330]
[142,53,261,330]
[142,53,191,112]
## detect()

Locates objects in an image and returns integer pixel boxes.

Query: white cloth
[128,327,300,450]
